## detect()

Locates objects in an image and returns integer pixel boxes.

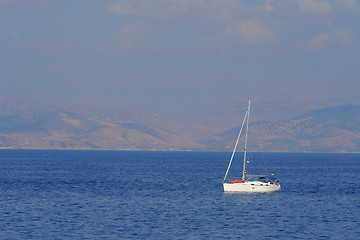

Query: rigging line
[259,142,268,175]
[222,110,248,183]
[242,99,251,181]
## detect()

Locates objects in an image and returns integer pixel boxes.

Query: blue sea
[0,150,359,239]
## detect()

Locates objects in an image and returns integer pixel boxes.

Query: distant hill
[0,95,206,150]
[1,94,360,153]
[199,104,360,153]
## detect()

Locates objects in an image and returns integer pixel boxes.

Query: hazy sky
[1,0,359,118]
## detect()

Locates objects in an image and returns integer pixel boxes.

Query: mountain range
[200,104,360,153]
[0,90,359,153]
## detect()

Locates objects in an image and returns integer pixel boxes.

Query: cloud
[333,28,354,45]
[264,0,274,11]
[336,0,359,11]
[226,21,275,43]
[101,22,155,52]
[296,0,332,14]
[204,21,275,48]
[303,33,329,49]
[106,0,170,18]
[254,0,274,11]
[0,0,46,6]
[113,23,144,48]
[303,28,354,49]
[105,0,245,22]
[105,1,284,52]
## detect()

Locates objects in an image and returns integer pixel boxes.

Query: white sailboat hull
[223,181,281,193]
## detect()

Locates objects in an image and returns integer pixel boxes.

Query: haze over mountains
[189,85,360,132]
[0,86,359,153]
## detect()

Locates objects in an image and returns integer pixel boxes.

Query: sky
[0,0,359,118]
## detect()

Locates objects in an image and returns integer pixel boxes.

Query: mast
[242,99,251,180]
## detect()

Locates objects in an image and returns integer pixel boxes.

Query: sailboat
[222,99,281,193]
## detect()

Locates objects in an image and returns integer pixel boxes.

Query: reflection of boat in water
[222,99,281,193]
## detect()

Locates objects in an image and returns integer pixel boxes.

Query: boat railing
[245,174,272,182]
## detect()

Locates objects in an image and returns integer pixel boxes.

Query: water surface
[0,150,359,239]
